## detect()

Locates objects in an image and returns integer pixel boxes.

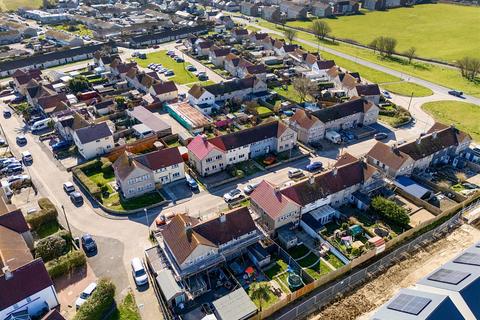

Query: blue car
[52,140,71,151]
[306,161,323,172]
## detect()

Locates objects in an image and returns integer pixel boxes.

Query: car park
[81,234,97,253]
[223,189,242,202]
[374,132,388,140]
[75,282,97,309]
[16,135,27,145]
[288,168,304,179]
[243,182,260,195]
[131,257,148,286]
[21,151,32,164]
[70,191,83,205]
[63,181,75,193]
[306,161,323,172]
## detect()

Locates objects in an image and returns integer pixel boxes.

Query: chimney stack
[219,213,226,223]
[432,131,438,139]
[416,138,422,145]
[185,222,193,241]
[2,266,12,280]
[309,174,315,184]
[333,167,338,176]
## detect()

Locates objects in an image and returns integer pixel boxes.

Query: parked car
[448,90,463,97]
[176,39,182,44]
[3,109,11,118]
[306,161,323,172]
[288,168,304,179]
[131,257,148,286]
[185,174,199,190]
[7,174,29,183]
[243,182,260,195]
[223,189,242,202]
[75,282,97,309]
[70,191,83,205]
[2,165,23,175]
[52,140,71,152]
[0,137,6,146]
[198,73,209,81]
[21,151,32,164]
[16,135,27,145]
[186,65,197,72]
[263,155,276,165]
[63,182,75,193]
[374,132,388,140]
[165,70,175,76]
[81,234,97,253]
[382,91,392,99]
[167,50,175,56]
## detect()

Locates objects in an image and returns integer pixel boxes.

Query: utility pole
[61,205,72,236]
[144,208,150,231]
[408,92,414,111]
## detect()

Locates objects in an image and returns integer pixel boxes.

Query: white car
[75,282,97,309]
[223,189,242,202]
[131,257,148,286]
[288,168,303,179]
[243,182,259,195]
[63,181,75,193]
[21,151,32,163]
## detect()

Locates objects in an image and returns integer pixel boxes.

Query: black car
[81,234,97,253]
[448,90,463,97]
[70,191,83,205]
[374,132,388,140]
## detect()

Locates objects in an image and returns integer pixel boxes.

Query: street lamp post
[408,92,414,111]
[144,208,150,230]
[61,205,72,236]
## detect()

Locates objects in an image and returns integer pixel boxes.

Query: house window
[173,172,180,178]
[216,155,222,160]
[239,154,245,158]
[96,139,100,143]
[172,164,179,168]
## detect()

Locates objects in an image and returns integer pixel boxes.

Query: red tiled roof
[250,181,300,219]
[152,81,177,95]
[187,135,221,160]
[367,142,412,171]
[135,147,183,171]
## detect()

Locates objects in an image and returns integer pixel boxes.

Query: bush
[74,278,116,320]
[54,229,73,242]
[26,198,58,230]
[101,161,112,173]
[46,250,86,279]
[73,168,101,199]
[370,196,410,226]
[35,235,67,262]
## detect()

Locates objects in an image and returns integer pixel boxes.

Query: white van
[31,118,51,132]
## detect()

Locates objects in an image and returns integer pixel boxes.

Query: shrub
[54,229,73,242]
[77,159,102,171]
[73,168,101,199]
[101,161,112,173]
[26,198,58,230]
[370,196,410,226]
[35,235,67,262]
[46,250,86,279]
[74,278,116,320]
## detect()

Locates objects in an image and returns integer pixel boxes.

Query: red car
[263,156,276,165]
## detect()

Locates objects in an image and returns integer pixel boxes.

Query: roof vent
[2,266,12,280]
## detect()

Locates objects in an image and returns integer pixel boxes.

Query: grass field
[108,292,141,320]
[53,24,94,37]
[255,18,480,97]
[422,101,480,142]
[287,4,480,63]
[381,82,433,97]
[0,0,42,11]
[134,51,198,84]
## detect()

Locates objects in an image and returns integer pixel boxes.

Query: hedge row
[74,278,116,320]
[46,250,86,279]
[26,198,58,230]
[73,168,101,199]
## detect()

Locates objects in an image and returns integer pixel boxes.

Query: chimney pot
[333,167,338,176]
[432,131,438,139]
[2,266,12,280]
[309,174,315,184]
[219,213,226,223]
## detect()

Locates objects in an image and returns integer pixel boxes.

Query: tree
[69,76,90,93]
[283,28,297,44]
[250,282,271,311]
[35,235,67,262]
[311,20,331,52]
[370,197,410,226]
[457,56,480,81]
[74,278,116,320]
[369,38,378,54]
[293,77,315,102]
[404,47,416,64]
[115,96,126,109]
[383,37,397,57]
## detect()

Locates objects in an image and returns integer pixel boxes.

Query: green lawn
[287,4,480,63]
[186,80,215,87]
[83,167,115,186]
[102,191,164,212]
[53,24,94,37]
[264,259,289,279]
[134,51,198,84]
[381,82,433,97]
[35,221,60,239]
[0,0,42,10]
[304,261,332,280]
[422,101,480,142]
[287,244,311,260]
[274,85,303,103]
[246,283,279,309]
[324,253,345,269]
[108,292,141,320]
[256,106,274,118]
[255,18,480,97]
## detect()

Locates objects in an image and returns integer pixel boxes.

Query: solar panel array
[387,294,432,315]
[428,269,471,285]
[454,252,480,267]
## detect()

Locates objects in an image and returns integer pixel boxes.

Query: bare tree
[293,77,315,102]
[404,47,416,64]
[369,38,379,54]
[311,20,331,52]
[457,56,480,80]
[283,28,297,44]
[383,37,397,57]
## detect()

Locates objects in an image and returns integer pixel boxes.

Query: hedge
[46,250,86,279]
[35,235,67,262]
[26,198,58,230]
[74,278,116,320]
[73,168,101,199]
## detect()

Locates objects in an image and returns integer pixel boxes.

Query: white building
[72,122,114,160]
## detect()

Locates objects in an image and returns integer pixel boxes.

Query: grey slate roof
[74,122,112,144]
[156,269,183,302]
[213,288,257,320]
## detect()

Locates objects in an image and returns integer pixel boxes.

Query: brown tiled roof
[188,84,207,99]
[341,73,359,90]
[212,48,230,57]
[367,142,412,171]
[232,28,248,36]
[42,309,66,320]
[0,259,54,310]
[427,122,470,144]
[126,67,138,79]
[198,40,214,49]
[290,109,320,130]
[135,147,183,171]
[151,81,177,95]
[209,121,288,151]
[252,32,268,41]
[327,66,340,78]
[305,53,318,65]
[113,152,150,180]
[250,180,300,219]
[281,158,377,206]
[0,225,32,272]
